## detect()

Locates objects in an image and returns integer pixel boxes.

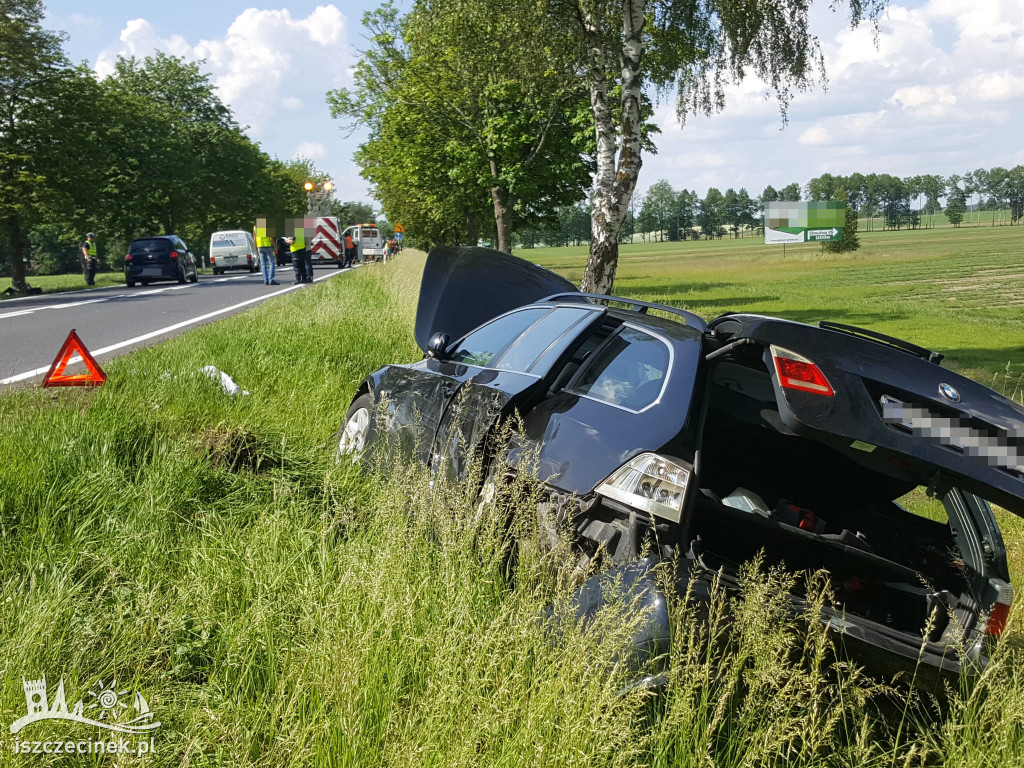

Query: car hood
[414,246,578,352]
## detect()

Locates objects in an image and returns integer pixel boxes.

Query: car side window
[449,308,550,368]
[570,325,670,411]
[494,307,595,373]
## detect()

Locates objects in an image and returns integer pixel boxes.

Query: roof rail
[817,320,944,364]
[540,292,708,332]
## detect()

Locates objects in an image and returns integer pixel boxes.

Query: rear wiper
[818,321,944,364]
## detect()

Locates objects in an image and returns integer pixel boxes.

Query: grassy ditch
[2,251,1024,766]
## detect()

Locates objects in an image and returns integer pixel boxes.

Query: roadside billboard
[765,202,844,244]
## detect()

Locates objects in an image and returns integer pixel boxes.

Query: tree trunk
[580,0,645,295]
[487,154,514,254]
[5,215,30,293]
[465,211,480,246]
[490,184,512,253]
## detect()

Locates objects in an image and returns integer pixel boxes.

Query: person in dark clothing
[343,232,357,268]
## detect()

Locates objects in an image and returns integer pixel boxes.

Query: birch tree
[562,0,885,293]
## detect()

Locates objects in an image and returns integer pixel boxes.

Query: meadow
[0,272,126,298]
[0,229,1023,766]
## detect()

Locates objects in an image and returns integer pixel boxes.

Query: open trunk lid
[713,314,1024,517]
[414,246,578,352]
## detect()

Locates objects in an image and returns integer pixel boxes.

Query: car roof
[131,235,177,242]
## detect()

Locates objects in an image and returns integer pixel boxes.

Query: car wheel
[126,280,135,287]
[335,394,374,463]
[189,269,199,283]
[140,280,150,286]
[177,264,187,284]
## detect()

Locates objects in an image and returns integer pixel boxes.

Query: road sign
[42,329,107,387]
[765,202,844,244]
[395,232,403,242]
[393,222,405,233]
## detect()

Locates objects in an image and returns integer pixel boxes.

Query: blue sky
[44,1,1024,207]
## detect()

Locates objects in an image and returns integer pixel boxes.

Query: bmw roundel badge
[938,383,961,403]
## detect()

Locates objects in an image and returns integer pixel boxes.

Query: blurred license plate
[142,267,161,277]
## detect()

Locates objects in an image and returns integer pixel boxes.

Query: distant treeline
[516,167,1024,247]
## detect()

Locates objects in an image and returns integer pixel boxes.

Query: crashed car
[337,246,1023,689]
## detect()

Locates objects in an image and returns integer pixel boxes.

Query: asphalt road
[0,264,351,386]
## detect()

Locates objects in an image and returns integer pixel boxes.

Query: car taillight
[597,453,691,523]
[125,254,132,262]
[210,256,216,263]
[246,254,253,261]
[770,345,835,396]
[986,583,1014,637]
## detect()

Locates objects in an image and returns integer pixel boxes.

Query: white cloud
[89,6,368,197]
[93,7,354,135]
[639,0,1024,198]
[798,124,832,146]
[294,141,327,160]
[69,13,100,30]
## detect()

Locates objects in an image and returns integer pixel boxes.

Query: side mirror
[426,332,451,359]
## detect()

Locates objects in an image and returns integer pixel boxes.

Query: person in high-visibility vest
[80,232,98,286]
[286,218,311,284]
[254,217,279,286]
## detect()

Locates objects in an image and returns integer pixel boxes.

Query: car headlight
[596,453,691,522]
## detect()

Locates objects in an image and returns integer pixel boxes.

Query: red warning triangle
[42,329,107,387]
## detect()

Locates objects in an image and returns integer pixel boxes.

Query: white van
[342,224,385,263]
[209,230,258,275]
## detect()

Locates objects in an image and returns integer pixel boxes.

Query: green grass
[2,241,1024,766]
[530,226,1024,387]
[0,272,127,298]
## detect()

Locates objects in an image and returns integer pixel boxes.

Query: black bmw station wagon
[337,246,1023,689]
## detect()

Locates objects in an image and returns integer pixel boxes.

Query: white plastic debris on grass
[201,365,249,396]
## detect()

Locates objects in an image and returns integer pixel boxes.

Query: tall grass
[2,253,1023,766]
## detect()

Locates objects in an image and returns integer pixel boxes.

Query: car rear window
[494,307,594,373]
[130,239,171,254]
[362,228,379,239]
[571,325,670,411]
[450,308,549,368]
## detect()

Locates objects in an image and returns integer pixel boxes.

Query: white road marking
[0,273,257,319]
[1,270,347,385]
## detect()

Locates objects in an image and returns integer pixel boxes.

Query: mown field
[1,234,1023,766]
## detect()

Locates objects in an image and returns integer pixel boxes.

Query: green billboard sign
[765,202,844,244]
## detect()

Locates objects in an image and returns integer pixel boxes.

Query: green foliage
[945,192,967,227]
[3,251,1024,765]
[823,187,859,253]
[328,0,595,251]
[0,7,319,288]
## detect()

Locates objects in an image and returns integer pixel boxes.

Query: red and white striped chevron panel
[311,216,341,260]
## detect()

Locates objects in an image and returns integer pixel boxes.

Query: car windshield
[130,239,171,254]
[571,325,670,410]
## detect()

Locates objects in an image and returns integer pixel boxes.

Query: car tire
[126,279,135,287]
[189,269,198,283]
[335,394,375,463]
[177,265,187,284]
[140,280,150,286]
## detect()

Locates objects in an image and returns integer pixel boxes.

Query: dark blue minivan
[125,235,199,287]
